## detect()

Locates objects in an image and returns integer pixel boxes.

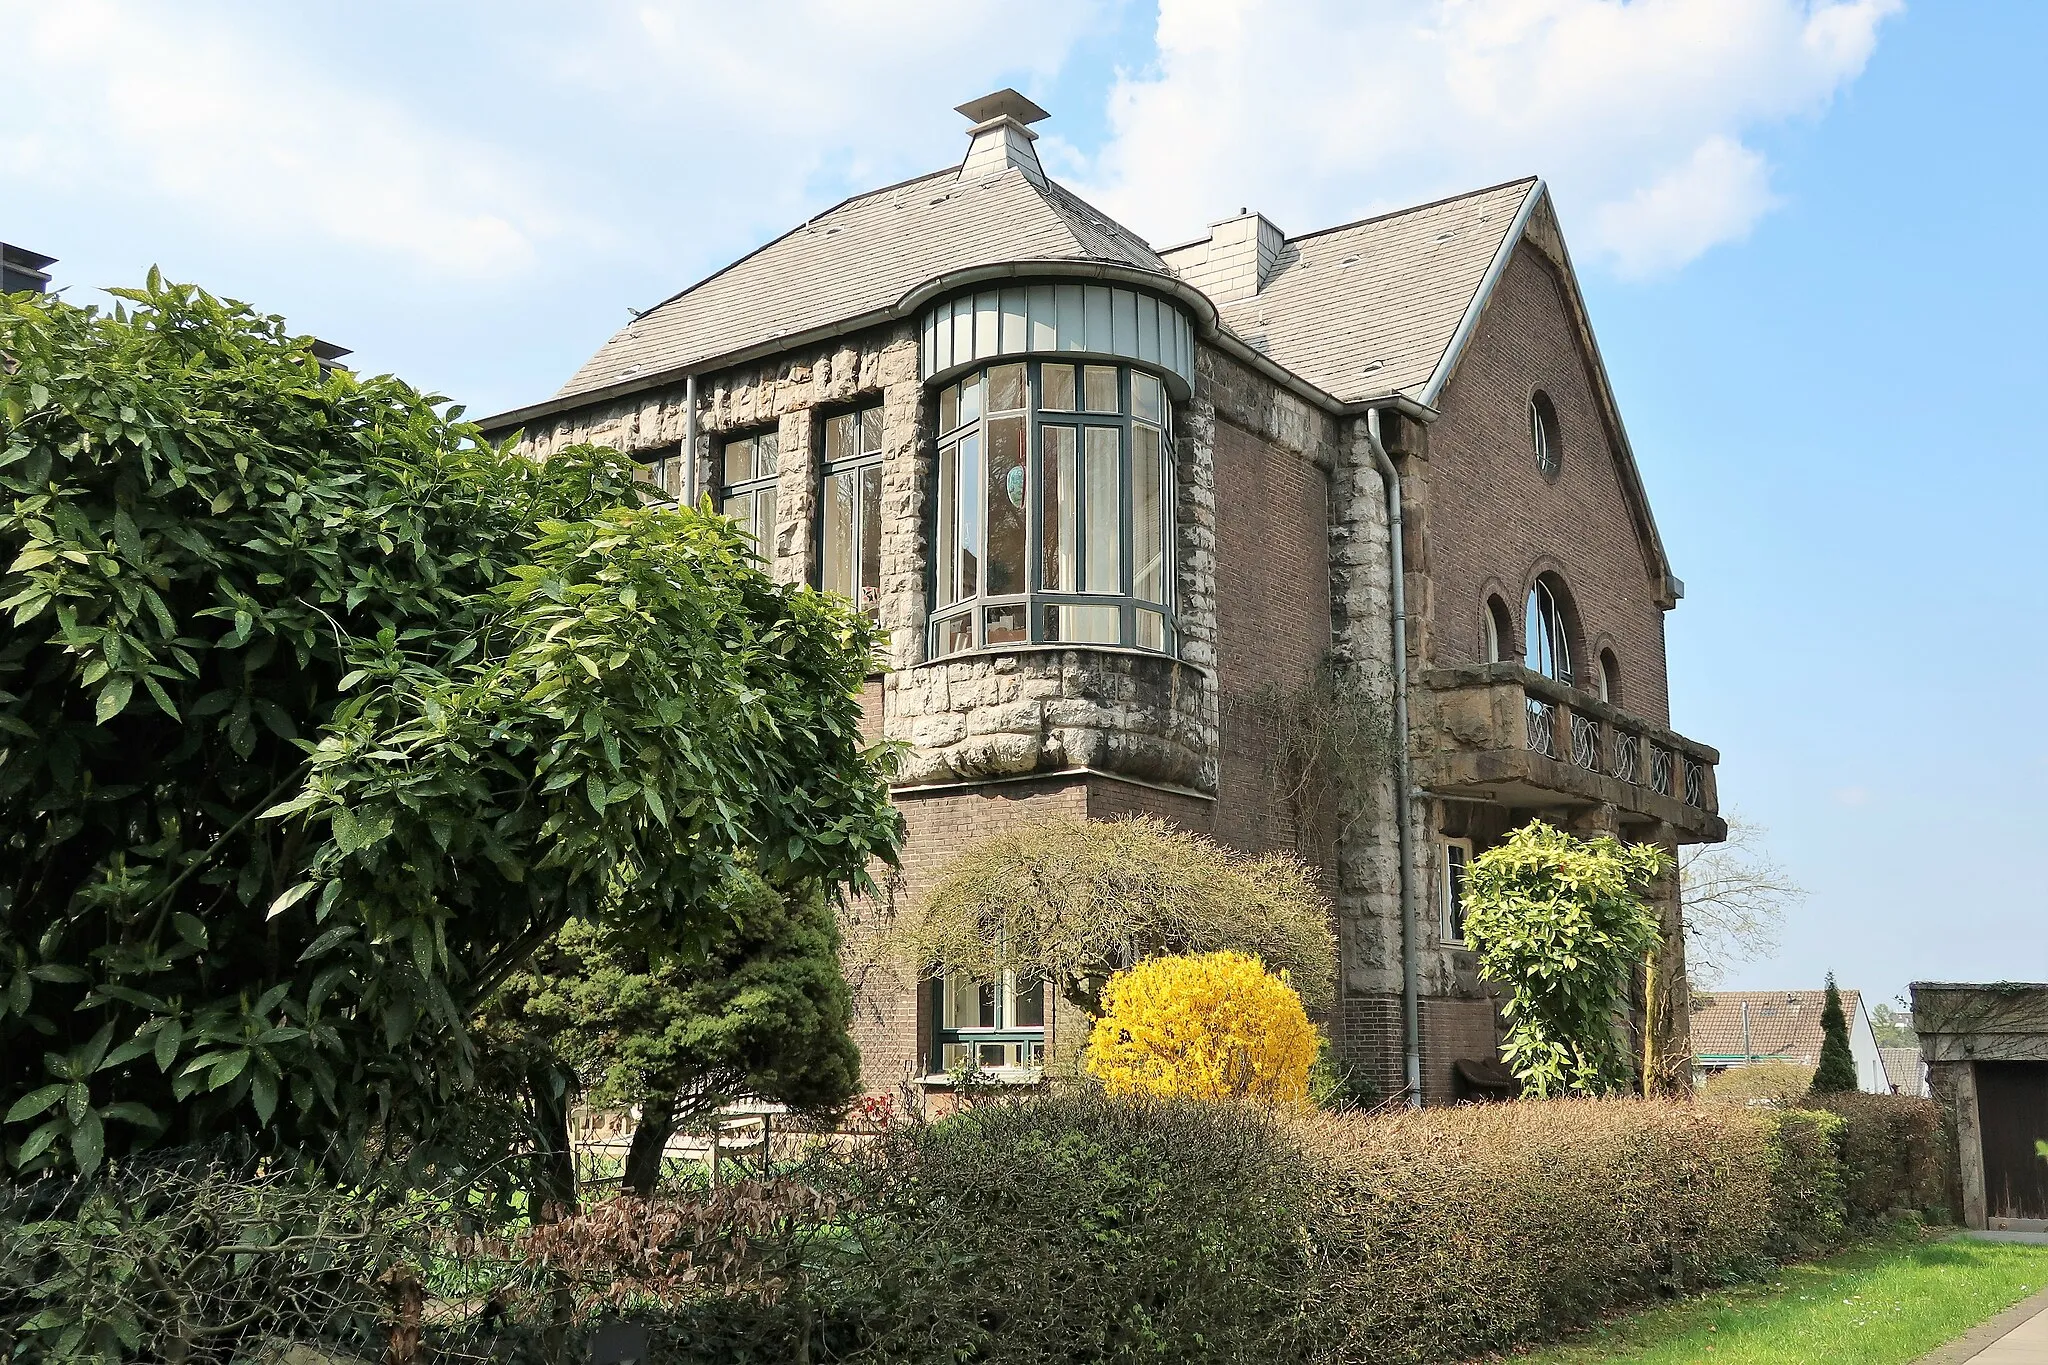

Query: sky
[3,0,2042,1014]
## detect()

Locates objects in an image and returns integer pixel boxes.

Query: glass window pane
[721,494,749,525]
[1083,426,1121,594]
[977,1042,1007,1068]
[756,430,779,477]
[957,433,981,599]
[1045,603,1120,644]
[821,470,855,599]
[754,487,777,552]
[943,972,975,1029]
[934,611,974,657]
[857,464,883,618]
[1041,364,1076,411]
[1133,372,1164,425]
[1132,424,1164,604]
[1012,975,1046,1029]
[977,981,998,1028]
[825,412,855,465]
[985,415,1026,596]
[987,363,1026,413]
[1041,425,1078,592]
[936,441,958,606]
[985,604,1026,645]
[723,436,753,486]
[861,406,884,456]
[960,373,982,426]
[942,1042,971,1071]
[1083,365,1120,413]
[939,383,959,436]
[1134,609,1166,651]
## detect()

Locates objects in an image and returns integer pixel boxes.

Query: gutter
[1363,406,1421,1108]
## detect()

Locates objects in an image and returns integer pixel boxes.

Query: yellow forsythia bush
[1086,951,1319,1103]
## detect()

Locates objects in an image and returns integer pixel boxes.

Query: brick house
[482,91,1725,1105]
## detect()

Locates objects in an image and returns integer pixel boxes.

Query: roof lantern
[956,88,1049,187]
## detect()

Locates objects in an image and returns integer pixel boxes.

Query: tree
[1084,952,1318,1103]
[1461,821,1668,1098]
[1810,974,1859,1094]
[488,869,862,1197]
[1870,1001,1916,1048]
[0,277,900,1176]
[1679,815,1804,989]
[894,816,1335,1019]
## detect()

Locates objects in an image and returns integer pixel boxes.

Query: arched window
[1529,391,1561,479]
[929,360,1174,657]
[1484,595,1513,664]
[1598,649,1621,705]
[1525,579,1572,683]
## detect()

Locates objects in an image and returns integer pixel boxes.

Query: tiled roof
[1213,179,1539,405]
[554,166,1170,401]
[1879,1046,1923,1090]
[1691,989,1863,1064]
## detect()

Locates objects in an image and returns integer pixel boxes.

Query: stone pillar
[1173,389,1220,794]
[1645,823,1693,1097]
[771,406,817,587]
[877,371,931,673]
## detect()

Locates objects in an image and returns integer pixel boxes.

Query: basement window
[928,360,1175,658]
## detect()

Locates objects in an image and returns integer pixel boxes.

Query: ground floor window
[819,406,884,620]
[1442,838,1473,944]
[933,969,1047,1075]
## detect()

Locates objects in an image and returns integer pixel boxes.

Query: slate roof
[553,166,1170,401]
[1210,178,1539,405]
[1691,990,1864,1065]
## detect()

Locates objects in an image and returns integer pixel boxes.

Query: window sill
[918,1069,1045,1090]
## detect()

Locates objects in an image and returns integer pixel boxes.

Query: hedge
[5,1091,1949,1364]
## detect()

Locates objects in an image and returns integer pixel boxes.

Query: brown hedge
[1809,1091,1951,1224]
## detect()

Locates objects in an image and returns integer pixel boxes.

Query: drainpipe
[1364,408,1421,1108]
[683,373,700,507]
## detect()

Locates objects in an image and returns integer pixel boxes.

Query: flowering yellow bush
[1085,951,1319,1103]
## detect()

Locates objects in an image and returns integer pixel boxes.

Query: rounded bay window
[928,358,1175,657]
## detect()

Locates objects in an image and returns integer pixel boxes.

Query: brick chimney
[955,89,1050,187]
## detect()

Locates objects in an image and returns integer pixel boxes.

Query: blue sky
[4,1,2041,1011]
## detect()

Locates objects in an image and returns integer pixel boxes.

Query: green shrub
[1763,1108,1848,1259]
[1288,1099,1794,1362]
[1810,1092,1951,1223]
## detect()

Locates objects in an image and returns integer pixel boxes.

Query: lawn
[1514,1229,2048,1364]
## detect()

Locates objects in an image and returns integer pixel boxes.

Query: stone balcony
[1414,663,1725,842]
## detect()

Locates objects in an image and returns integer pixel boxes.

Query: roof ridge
[1035,177,1167,268]
[1282,175,1540,248]
[626,165,961,321]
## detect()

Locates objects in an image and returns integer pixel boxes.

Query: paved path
[1918,1286,2048,1364]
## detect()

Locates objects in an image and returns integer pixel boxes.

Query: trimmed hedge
[1811,1091,1951,1224]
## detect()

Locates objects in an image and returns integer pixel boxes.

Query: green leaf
[4,1083,66,1124]
[70,1108,105,1175]
[266,880,317,920]
[251,1069,278,1125]
[94,676,133,724]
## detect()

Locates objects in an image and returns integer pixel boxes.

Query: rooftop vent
[1,243,56,295]
[955,88,1049,187]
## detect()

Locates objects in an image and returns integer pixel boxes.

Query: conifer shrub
[1811,973,1861,1094]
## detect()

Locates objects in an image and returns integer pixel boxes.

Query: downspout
[683,373,700,507]
[1364,407,1421,1107]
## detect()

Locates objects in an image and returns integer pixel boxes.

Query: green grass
[1515,1230,2048,1364]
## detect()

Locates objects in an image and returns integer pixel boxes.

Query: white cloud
[1072,0,1899,276]
[0,0,587,279]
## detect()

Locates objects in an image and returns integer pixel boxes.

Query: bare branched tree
[1680,815,1805,990]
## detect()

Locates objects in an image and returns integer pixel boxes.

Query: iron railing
[1570,711,1601,771]
[1525,694,1558,758]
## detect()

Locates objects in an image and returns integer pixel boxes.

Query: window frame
[1529,390,1561,480]
[816,405,885,622]
[1442,837,1474,946]
[926,359,1176,659]
[928,969,1048,1079]
[1526,579,1572,684]
[718,427,781,555]
[636,443,685,503]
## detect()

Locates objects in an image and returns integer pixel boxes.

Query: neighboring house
[1881,1045,1928,1098]
[1692,989,1890,1094]
[1,244,56,295]
[482,91,1725,1105]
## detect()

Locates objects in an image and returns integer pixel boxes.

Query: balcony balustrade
[1417,663,1724,841]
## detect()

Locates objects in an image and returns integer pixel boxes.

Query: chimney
[955,89,1050,187]
[1,244,57,295]
[1158,210,1287,304]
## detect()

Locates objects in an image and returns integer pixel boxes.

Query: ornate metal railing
[1569,711,1601,771]
[1650,746,1673,798]
[1684,759,1707,809]
[1524,695,1558,758]
[1610,729,1641,784]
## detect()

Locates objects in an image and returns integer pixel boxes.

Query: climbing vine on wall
[1220,656,1396,847]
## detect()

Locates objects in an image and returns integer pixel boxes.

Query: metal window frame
[1441,837,1474,945]
[927,359,1176,659]
[717,427,781,550]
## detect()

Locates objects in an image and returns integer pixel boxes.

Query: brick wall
[1421,996,1502,1105]
[1209,417,1336,867]
[1421,242,1671,725]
